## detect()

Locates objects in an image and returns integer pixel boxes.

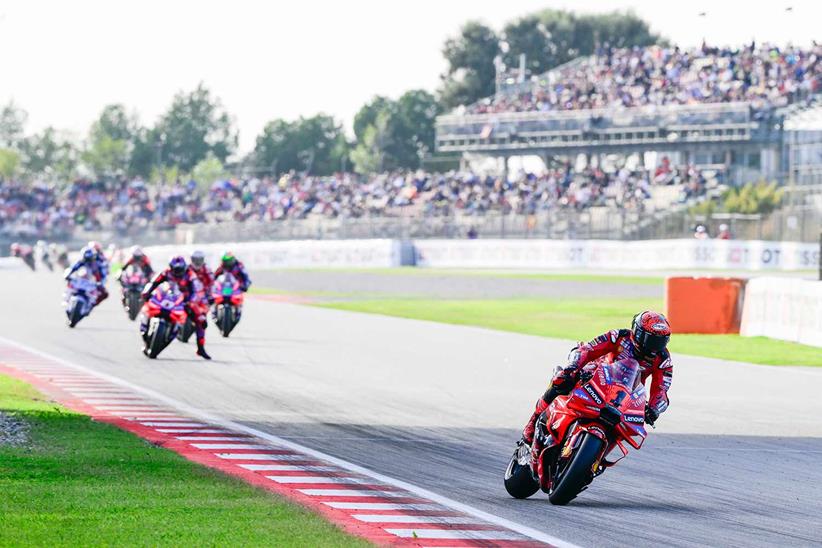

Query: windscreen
[606,358,641,390]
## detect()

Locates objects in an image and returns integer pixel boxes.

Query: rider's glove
[207,295,215,305]
[552,365,579,393]
[141,292,150,302]
[644,405,659,426]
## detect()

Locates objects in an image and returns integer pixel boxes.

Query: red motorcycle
[505,358,648,505]
[211,272,244,337]
[120,267,148,321]
[140,283,187,359]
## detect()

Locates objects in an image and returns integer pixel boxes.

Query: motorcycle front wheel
[148,320,169,359]
[68,300,83,328]
[548,432,604,506]
[127,291,142,321]
[504,445,539,499]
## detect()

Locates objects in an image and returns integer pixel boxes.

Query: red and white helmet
[631,311,671,356]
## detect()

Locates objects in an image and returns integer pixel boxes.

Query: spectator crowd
[0,159,708,240]
[467,42,821,114]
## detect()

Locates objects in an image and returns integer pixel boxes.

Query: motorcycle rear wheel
[504,445,539,499]
[548,433,604,506]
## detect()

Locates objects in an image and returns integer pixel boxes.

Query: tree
[83,104,138,177]
[191,153,227,189]
[252,114,348,176]
[395,89,441,164]
[82,135,129,178]
[351,110,391,174]
[502,9,663,77]
[155,83,237,172]
[129,127,160,179]
[353,96,391,143]
[439,22,500,108]
[351,90,441,172]
[0,101,28,149]
[0,148,20,179]
[19,127,78,179]
[90,104,137,143]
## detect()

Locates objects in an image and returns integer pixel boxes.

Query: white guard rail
[740,277,822,347]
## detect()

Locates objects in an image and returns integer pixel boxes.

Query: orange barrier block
[665,277,747,334]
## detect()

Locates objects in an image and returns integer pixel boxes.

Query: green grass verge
[0,374,368,547]
[319,298,822,367]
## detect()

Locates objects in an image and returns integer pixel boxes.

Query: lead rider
[521,311,673,449]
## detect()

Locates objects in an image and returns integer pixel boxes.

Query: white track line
[298,489,408,498]
[240,464,337,472]
[216,453,308,461]
[190,443,271,450]
[140,422,206,427]
[0,336,578,548]
[266,476,362,484]
[386,529,523,540]
[177,436,252,441]
[324,502,443,511]
[156,428,230,433]
[354,515,483,525]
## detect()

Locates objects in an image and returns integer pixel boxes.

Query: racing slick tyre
[220,305,233,338]
[68,300,83,328]
[126,292,142,321]
[548,433,604,506]
[148,321,168,359]
[504,445,539,499]
[177,318,195,343]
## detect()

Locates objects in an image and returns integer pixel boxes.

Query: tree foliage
[350,90,440,173]
[252,114,348,176]
[0,101,28,149]
[722,181,784,214]
[82,104,138,177]
[0,148,20,179]
[19,127,78,180]
[439,22,500,108]
[485,10,663,103]
[155,83,237,172]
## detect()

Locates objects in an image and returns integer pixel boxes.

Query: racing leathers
[522,329,673,445]
[187,264,214,355]
[141,267,211,360]
[12,244,36,271]
[66,255,109,306]
[121,255,154,279]
[214,261,251,292]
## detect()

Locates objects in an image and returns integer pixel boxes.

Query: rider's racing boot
[522,388,557,444]
[196,339,211,360]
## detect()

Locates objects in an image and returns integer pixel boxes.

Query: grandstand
[436,43,822,188]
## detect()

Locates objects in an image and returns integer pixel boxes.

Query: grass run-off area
[320,297,822,367]
[0,374,366,547]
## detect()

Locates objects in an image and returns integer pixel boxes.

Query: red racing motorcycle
[504,357,648,505]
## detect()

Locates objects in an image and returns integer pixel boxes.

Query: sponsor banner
[144,239,402,270]
[740,277,822,348]
[413,239,819,271]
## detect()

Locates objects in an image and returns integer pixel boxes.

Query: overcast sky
[1,0,819,152]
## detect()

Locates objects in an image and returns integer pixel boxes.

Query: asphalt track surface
[4,270,822,547]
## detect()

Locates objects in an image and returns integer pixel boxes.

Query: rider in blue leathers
[65,245,109,307]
